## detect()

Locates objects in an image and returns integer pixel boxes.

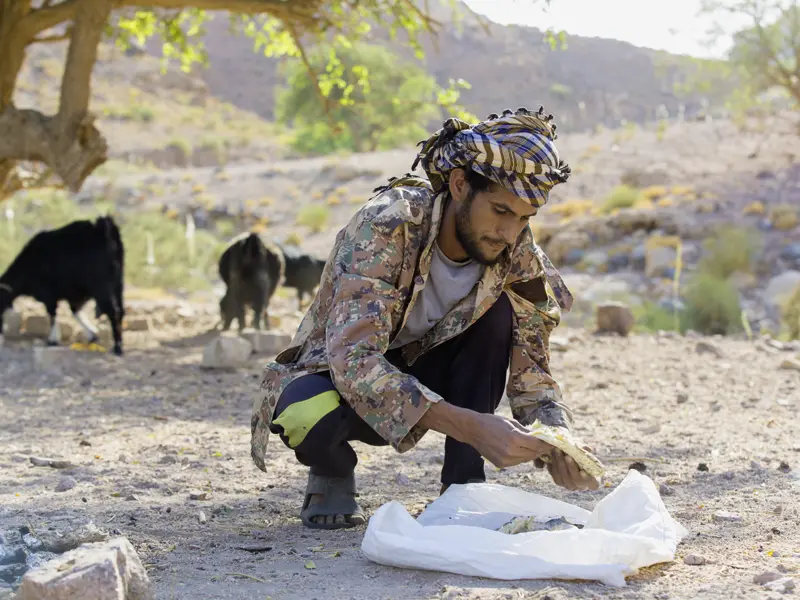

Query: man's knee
[271,374,343,452]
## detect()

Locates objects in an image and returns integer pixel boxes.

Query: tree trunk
[0,0,111,200]
[0,0,31,198]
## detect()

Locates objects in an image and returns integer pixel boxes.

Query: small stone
[764,577,795,593]
[189,490,209,501]
[774,505,783,515]
[240,330,292,355]
[754,571,782,584]
[198,511,207,524]
[595,302,635,337]
[55,476,77,492]
[30,457,75,469]
[695,340,722,357]
[676,392,689,404]
[23,314,51,338]
[659,483,675,496]
[628,461,647,473]
[683,554,708,565]
[713,510,742,522]
[549,335,570,352]
[395,472,410,486]
[125,495,139,502]
[200,335,253,369]
[158,455,177,465]
[697,462,709,472]
[1,310,23,339]
[778,461,791,473]
[124,316,151,332]
[779,358,800,371]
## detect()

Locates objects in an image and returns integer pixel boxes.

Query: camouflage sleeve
[324,204,443,452]
[504,235,575,431]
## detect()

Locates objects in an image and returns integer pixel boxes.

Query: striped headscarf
[411,107,571,207]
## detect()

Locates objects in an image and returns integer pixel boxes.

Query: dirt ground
[1,302,799,600]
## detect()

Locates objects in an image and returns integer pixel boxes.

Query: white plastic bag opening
[361,469,688,587]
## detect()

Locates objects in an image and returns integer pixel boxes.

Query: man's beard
[454,191,506,266]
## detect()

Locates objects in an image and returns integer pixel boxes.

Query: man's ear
[447,167,469,202]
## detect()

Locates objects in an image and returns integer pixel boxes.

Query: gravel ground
[1,306,799,600]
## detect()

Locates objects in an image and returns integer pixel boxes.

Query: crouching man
[250,107,599,530]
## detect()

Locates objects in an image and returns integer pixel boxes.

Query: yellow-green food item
[527,420,606,479]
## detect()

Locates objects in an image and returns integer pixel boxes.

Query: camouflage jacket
[250,177,575,472]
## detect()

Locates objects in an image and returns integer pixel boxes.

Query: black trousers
[270,293,513,486]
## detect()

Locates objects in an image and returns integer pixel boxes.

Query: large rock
[241,330,292,355]
[595,302,636,336]
[201,335,253,368]
[17,537,153,600]
[1,309,23,339]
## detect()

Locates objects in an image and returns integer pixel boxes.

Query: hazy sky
[461,0,749,58]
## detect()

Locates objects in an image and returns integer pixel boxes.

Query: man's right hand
[467,413,552,468]
[419,402,550,468]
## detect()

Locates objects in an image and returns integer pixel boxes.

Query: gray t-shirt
[389,241,484,349]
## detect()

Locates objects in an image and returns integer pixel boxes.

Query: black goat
[278,244,327,308]
[0,216,125,355]
[218,232,285,331]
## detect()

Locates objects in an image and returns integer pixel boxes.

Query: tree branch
[58,0,111,123]
[18,0,80,37]
[0,107,107,193]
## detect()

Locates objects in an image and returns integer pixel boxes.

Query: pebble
[754,571,782,584]
[189,490,209,501]
[676,392,689,404]
[695,340,722,357]
[764,577,795,593]
[683,554,708,565]
[713,510,742,522]
[779,358,800,371]
[198,511,207,524]
[659,483,675,496]
[55,476,77,492]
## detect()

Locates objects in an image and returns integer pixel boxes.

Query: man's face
[450,170,538,266]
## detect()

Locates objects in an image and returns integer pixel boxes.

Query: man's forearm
[418,400,478,446]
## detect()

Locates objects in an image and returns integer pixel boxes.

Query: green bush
[601,185,640,213]
[782,285,800,340]
[634,301,681,332]
[697,225,761,279]
[682,274,743,335]
[296,204,330,233]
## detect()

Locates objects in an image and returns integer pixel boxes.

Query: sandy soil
[1,301,799,600]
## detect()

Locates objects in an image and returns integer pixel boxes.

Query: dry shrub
[601,185,640,213]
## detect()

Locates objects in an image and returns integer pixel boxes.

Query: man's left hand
[535,448,600,491]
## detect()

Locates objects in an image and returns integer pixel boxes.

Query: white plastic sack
[361,469,688,587]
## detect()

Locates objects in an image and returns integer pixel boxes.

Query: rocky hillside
[140,3,719,133]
